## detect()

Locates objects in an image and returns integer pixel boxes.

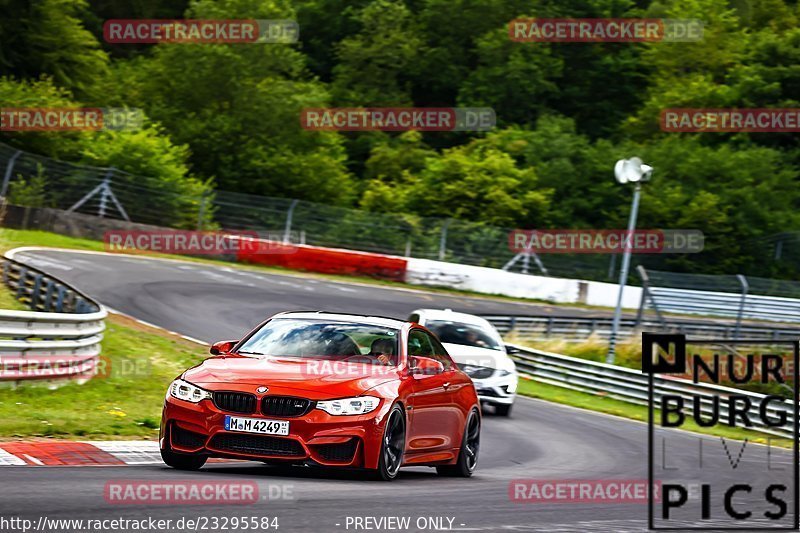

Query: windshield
[425,320,503,351]
[237,319,400,365]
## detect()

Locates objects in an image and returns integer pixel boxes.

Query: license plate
[224,416,290,436]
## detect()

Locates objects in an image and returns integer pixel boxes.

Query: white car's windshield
[425,320,503,351]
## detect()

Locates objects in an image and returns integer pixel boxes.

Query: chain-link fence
[0,142,627,278]
[1,141,796,283]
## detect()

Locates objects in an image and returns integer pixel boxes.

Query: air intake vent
[209,434,304,457]
[213,391,257,414]
[261,396,313,417]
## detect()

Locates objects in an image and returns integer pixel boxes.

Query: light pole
[606,157,653,364]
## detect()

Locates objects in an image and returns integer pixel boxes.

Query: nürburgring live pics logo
[644,332,799,530]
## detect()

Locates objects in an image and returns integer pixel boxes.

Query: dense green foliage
[1,0,799,276]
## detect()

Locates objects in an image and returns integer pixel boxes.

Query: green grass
[512,335,643,369]
[517,378,793,448]
[0,284,27,311]
[0,311,205,440]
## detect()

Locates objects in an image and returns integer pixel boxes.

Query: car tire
[160,424,207,470]
[494,403,513,417]
[161,448,207,470]
[372,404,405,481]
[437,408,480,478]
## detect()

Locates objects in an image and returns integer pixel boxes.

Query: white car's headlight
[316,396,380,416]
[506,376,518,394]
[169,379,212,403]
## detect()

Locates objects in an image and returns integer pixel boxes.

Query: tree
[0,0,109,97]
[110,0,356,204]
[331,0,424,106]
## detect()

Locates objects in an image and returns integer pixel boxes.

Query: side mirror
[409,356,444,376]
[210,340,238,355]
[505,345,521,355]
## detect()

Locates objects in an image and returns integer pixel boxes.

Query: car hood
[183,355,400,399]
[443,343,516,373]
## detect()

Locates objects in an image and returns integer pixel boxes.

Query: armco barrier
[237,241,408,281]
[0,256,107,384]
[487,315,800,342]
[511,346,794,438]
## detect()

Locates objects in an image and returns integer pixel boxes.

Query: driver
[369,338,395,366]
[465,330,489,349]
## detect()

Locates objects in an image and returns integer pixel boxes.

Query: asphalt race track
[3,249,796,533]
[8,248,627,342]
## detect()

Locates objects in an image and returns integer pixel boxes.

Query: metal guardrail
[0,256,107,384]
[485,315,800,342]
[647,287,800,323]
[638,266,800,334]
[510,346,794,439]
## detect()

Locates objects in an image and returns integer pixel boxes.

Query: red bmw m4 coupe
[160,311,481,480]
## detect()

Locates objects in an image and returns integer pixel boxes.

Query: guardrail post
[196,191,210,231]
[31,273,42,311]
[634,266,648,327]
[438,219,452,261]
[43,279,55,312]
[283,199,299,244]
[0,150,22,198]
[509,316,517,335]
[55,286,67,312]
[635,265,668,330]
[734,274,749,340]
[15,267,27,299]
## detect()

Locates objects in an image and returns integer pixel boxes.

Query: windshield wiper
[236,350,266,356]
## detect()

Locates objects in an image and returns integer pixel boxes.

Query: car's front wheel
[437,408,480,477]
[494,403,512,417]
[160,426,206,470]
[373,404,405,481]
[161,447,207,470]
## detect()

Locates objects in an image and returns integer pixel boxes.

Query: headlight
[316,396,380,416]
[458,364,495,379]
[506,376,518,393]
[169,379,212,403]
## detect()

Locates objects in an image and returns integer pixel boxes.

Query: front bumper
[161,393,392,469]
[472,372,518,406]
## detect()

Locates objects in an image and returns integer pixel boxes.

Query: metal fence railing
[638,266,800,331]
[11,140,799,283]
[0,256,107,385]
[486,315,800,342]
[510,345,795,439]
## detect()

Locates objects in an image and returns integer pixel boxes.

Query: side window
[408,329,434,357]
[408,329,453,369]
[429,335,454,370]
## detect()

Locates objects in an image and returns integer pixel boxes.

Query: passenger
[369,338,395,365]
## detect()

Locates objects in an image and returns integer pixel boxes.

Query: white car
[408,309,518,416]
